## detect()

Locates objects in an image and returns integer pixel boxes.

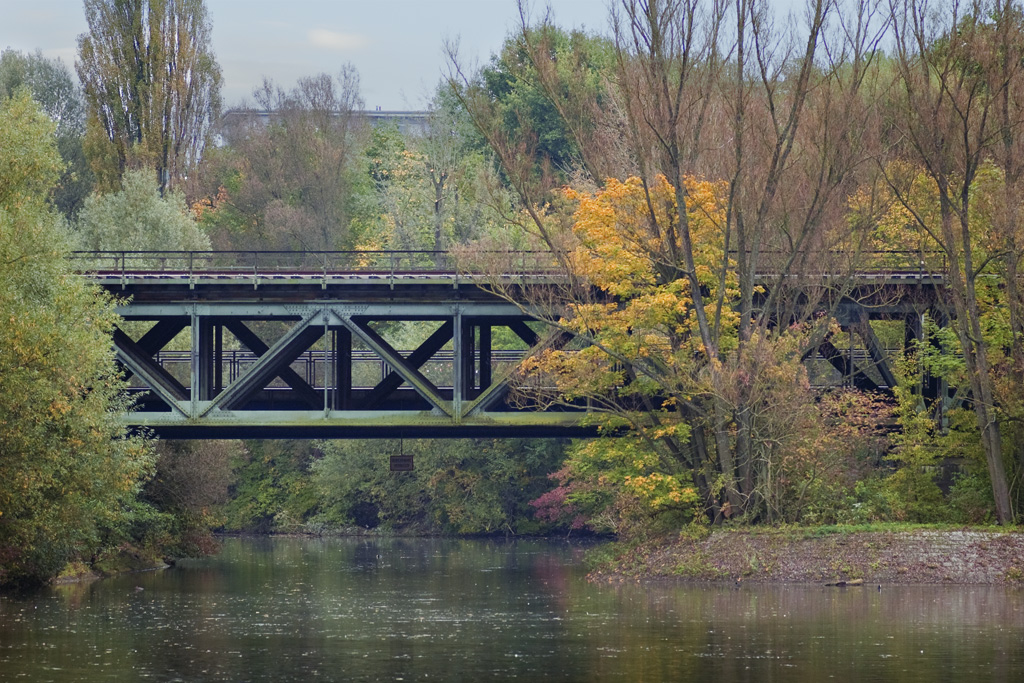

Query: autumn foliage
[514,174,889,529]
[0,93,155,585]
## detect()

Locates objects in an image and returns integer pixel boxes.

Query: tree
[0,91,155,585]
[420,88,477,253]
[513,174,865,526]
[0,49,93,217]
[451,0,883,522]
[0,50,83,140]
[77,0,222,194]
[312,438,567,534]
[474,22,616,184]
[193,70,367,251]
[75,168,210,252]
[220,441,319,533]
[447,19,618,226]
[360,87,501,255]
[882,0,1019,523]
[144,439,238,555]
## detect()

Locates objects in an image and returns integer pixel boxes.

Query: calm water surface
[1,536,1022,681]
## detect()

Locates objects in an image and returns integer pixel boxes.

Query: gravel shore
[592,528,1024,585]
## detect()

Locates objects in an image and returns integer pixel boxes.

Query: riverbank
[590,526,1024,585]
[52,550,171,585]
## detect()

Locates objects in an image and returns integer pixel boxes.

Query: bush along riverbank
[588,526,1024,585]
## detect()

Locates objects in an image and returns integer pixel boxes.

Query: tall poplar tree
[76,0,221,194]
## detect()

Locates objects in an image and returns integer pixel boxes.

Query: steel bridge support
[82,251,952,438]
[110,289,587,439]
[803,297,950,422]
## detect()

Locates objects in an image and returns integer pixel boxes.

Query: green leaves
[0,90,63,206]
[0,92,155,585]
[311,438,566,535]
[75,169,210,253]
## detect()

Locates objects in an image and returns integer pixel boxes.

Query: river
[1,536,1021,681]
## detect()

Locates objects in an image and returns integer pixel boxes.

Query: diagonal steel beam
[202,314,323,413]
[855,319,898,389]
[337,314,453,417]
[223,320,321,408]
[112,327,188,415]
[817,337,879,391]
[364,320,454,409]
[465,329,573,417]
[136,318,190,355]
[118,318,190,382]
[507,320,540,347]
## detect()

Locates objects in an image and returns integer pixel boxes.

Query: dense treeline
[3,0,1024,585]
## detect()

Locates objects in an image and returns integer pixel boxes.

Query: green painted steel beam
[339,314,454,417]
[224,319,322,408]
[120,409,592,440]
[117,302,530,318]
[112,328,189,412]
[363,320,454,409]
[202,313,324,414]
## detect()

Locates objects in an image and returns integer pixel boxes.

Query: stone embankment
[596,528,1024,585]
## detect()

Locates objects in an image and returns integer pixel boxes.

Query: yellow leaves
[650,422,689,441]
[48,399,72,418]
[623,472,699,511]
[191,185,230,221]
[567,175,719,296]
[564,435,700,514]
[859,159,1013,265]
[522,174,750,437]
[562,173,736,337]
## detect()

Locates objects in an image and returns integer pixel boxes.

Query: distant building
[361,110,430,135]
[216,109,429,144]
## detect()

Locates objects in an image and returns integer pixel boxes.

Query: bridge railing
[69,249,948,283]
[68,250,561,280]
[735,249,946,278]
[863,249,945,274]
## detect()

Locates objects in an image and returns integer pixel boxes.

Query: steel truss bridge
[74,250,946,440]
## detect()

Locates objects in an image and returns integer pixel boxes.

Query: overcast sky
[0,0,608,111]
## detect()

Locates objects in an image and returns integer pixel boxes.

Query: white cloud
[308,29,369,52]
